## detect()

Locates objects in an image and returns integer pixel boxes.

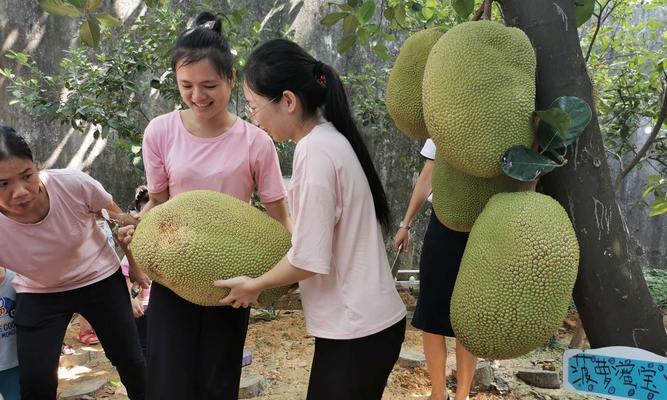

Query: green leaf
[101,125,110,138]
[649,199,667,216]
[383,7,395,21]
[131,145,142,154]
[39,0,81,17]
[575,0,595,28]
[132,156,145,171]
[357,27,369,44]
[80,18,101,48]
[96,13,123,28]
[356,1,376,23]
[502,145,560,181]
[394,4,406,25]
[536,107,570,135]
[373,43,390,60]
[538,96,592,150]
[337,35,357,54]
[144,0,159,7]
[421,7,435,20]
[64,0,83,8]
[320,12,348,26]
[343,14,358,34]
[347,0,359,6]
[83,0,102,12]
[451,0,474,18]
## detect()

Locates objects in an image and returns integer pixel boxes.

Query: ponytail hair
[244,39,390,231]
[0,125,33,162]
[171,11,234,80]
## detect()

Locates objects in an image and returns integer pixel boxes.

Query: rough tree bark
[500,0,667,355]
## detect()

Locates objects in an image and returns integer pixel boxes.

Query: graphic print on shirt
[0,296,16,338]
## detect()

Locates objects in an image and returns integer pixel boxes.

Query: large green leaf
[96,13,123,28]
[373,43,390,60]
[356,1,376,23]
[538,96,592,150]
[39,0,81,17]
[337,35,357,53]
[451,0,474,19]
[343,14,359,34]
[83,0,102,12]
[536,108,570,135]
[575,0,595,28]
[321,12,348,26]
[80,18,101,48]
[502,145,560,181]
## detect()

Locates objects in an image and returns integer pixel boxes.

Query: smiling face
[242,82,293,142]
[175,57,235,124]
[0,156,42,218]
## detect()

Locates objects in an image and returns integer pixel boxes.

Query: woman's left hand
[214,276,260,308]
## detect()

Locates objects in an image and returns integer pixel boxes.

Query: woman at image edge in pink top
[216,39,407,400]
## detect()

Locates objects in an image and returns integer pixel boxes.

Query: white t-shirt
[287,122,406,340]
[0,269,18,370]
[421,139,436,203]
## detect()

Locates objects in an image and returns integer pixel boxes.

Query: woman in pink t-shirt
[118,12,289,400]
[217,39,407,400]
[0,126,146,399]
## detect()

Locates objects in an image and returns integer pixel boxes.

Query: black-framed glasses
[242,95,280,123]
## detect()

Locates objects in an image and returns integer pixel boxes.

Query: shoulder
[43,169,101,191]
[240,119,274,146]
[144,110,180,140]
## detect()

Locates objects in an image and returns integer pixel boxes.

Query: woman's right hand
[393,228,410,253]
[116,225,135,245]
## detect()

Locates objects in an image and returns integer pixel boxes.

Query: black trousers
[146,282,250,400]
[306,317,406,400]
[14,269,146,400]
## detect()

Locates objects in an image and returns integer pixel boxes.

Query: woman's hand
[116,225,135,245]
[130,298,144,318]
[214,276,261,308]
[393,227,410,252]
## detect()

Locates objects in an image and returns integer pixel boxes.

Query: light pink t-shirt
[142,110,286,203]
[0,169,120,293]
[287,122,406,340]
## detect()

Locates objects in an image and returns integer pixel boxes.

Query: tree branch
[584,0,608,64]
[482,0,493,20]
[616,88,667,189]
[472,2,484,21]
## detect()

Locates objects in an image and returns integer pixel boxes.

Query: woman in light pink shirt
[118,12,289,400]
[0,126,146,399]
[217,39,407,400]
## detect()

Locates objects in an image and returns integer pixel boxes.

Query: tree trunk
[500,0,667,355]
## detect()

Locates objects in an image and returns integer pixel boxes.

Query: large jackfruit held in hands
[422,21,536,178]
[386,27,447,139]
[431,155,518,232]
[450,192,579,359]
[131,190,291,307]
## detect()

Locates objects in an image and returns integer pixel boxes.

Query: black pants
[306,317,406,400]
[14,269,146,400]
[146,282,250,400]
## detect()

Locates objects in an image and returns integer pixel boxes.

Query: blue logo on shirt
[0,297,16,319]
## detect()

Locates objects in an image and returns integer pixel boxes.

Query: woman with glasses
[118,12,289,400]
[216,38,407,400]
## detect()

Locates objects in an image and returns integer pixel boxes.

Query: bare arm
[393,159,434,252]
[214,255,316,308]
[264,198,292,233]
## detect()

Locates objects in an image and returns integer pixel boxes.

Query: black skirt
[411,209,469,336]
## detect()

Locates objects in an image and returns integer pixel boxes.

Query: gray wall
[0,0,662,269]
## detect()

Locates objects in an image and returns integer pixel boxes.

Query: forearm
[265,198,292,233]
[252,255,316,291]
[401,161,434,225]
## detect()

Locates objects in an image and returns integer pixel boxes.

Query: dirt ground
[56,305,607,400]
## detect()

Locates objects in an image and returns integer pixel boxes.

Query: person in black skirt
[394,139,477,400]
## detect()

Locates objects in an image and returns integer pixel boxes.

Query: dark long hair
[244,39,390,231]
[171,12,233,79]
[0,125,33,162]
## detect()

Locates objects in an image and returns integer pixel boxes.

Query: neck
[184,109,236,138]
[293,113,327,142]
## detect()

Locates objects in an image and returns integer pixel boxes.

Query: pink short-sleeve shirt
[142,111,286,203]
[0,169,120,293]
[287,123,406,340]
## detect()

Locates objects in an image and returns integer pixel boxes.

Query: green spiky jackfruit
[422,21,536,178]
[131,190,291,307]
[386,27,447,139]
[431,155,518,232]
[450,192,579,359]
